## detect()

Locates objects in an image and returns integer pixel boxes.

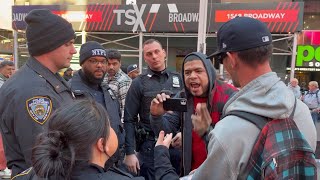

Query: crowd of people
[0,9,318,180]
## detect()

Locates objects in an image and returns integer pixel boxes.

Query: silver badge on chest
[172,76,180,88]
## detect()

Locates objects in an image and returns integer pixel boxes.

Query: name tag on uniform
[26,96,52,125]
[172,76,180,88]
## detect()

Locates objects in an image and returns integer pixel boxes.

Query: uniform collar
[145,67,169,77]
[26,57,70,93]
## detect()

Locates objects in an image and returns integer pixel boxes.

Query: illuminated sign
[286,67,320,72]
[12,2,304,33]
[296,45,320,67]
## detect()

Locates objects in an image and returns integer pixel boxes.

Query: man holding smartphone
[150,52,238,176]
[123,39,183,180]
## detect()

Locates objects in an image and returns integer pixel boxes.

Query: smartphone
[163,98,188,112]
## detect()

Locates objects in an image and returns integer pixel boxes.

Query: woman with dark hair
[12,99,144,180]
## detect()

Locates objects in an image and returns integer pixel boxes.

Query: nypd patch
[26,96,52,125]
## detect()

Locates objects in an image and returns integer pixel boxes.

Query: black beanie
[79,41,107,65]
[25,9,76,56]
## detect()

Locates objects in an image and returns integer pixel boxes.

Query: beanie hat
[127,64,138,74]
[25,9,76,56]
[79,41,107,65]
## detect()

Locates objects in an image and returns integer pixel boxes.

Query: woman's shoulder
[11,168,35,180]
[72,167,145,180]
[105,167,145,180]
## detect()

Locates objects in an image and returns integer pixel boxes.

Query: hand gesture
[171,132,182,149]
[155,130,173,149]
[124,154,140,175]
[191,103,212,137]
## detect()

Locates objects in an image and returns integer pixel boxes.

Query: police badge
[172,76,180,88]
[26,96,52,125]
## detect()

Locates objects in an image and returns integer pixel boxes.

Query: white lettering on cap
[262,36,270,43]
[91,49,106,56]
[222,43,227,49]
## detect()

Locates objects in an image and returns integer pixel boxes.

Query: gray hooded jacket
[192,72,317,180]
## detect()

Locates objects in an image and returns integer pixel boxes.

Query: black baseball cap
[208,17,272,64]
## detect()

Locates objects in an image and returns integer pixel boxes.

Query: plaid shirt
[104,69,132,122]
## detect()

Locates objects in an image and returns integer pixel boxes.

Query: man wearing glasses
[70,41,125,169]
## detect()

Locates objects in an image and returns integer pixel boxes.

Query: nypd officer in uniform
[69,41,125,167]
[0,9,77,177]
[123,39,183,180]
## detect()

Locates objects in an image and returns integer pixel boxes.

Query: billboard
[12,2,304,33]
[296,45,320,68]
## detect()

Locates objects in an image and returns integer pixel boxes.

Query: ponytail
[32,130,75,179]
[31,99,112,179]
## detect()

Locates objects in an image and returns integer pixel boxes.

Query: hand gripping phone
[163,98,188,112]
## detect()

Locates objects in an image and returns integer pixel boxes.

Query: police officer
[0,9,77,177]
[69,41,125,167]
[123,39,183,180]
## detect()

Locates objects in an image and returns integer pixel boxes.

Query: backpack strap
[316,90,320,105]
[224,98,297,130]
[224,111,268,130]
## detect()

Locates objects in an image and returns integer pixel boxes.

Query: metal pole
[139,32,143,72]
[197,0,208,54]
[166,36,169,67]
[81,31,86,44]
[290,32,298,80]
[13,30,19,69]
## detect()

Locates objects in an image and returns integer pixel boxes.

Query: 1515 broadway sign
[296,45,320,67]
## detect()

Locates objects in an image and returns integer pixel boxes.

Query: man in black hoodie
[150,52,238,176]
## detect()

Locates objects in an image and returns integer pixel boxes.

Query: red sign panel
[52,11,103,22]
[215,10,299,22]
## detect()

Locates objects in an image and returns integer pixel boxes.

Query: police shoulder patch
[26,96,52,125]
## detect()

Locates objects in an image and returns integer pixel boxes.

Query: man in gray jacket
[154,17,317,180]
[0,60,15,88]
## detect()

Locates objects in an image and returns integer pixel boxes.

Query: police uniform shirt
[0,57,75,176]
[123,68,183,155]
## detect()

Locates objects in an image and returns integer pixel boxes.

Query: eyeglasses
[89,59,107,65]
[214,53,227,64]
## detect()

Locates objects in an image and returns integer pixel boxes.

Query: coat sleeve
[150,112,181,136]
[154,145,179,180]
[123,78,142,155]
[149,92,183,136]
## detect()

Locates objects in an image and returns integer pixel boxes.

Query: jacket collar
[144,67,169,77]
[26,57,70,93]
[0,73,8,81]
